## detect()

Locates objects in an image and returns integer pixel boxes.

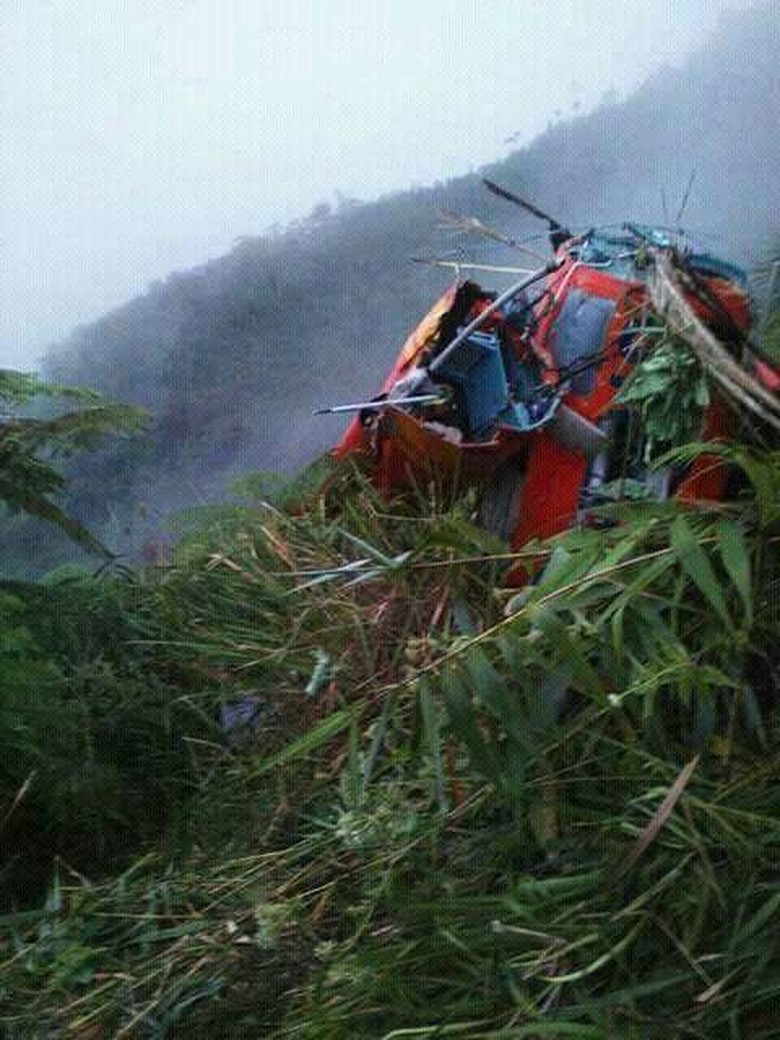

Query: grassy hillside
[38,0,780,560]
[2,440,780,1036]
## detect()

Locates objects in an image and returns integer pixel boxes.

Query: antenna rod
[675,169,696,229]
[314,394,446,416]
[411,257,537,276]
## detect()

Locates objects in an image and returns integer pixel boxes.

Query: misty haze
[1,0,758,368]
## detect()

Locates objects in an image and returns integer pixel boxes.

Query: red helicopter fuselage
[333,227,757,584]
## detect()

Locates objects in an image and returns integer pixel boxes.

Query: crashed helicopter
[322,180,780,584]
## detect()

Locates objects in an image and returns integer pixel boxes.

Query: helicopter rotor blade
[482,178,568,234]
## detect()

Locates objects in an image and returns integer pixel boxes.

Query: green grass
[761,312,780,364]
[2,454,780,1037]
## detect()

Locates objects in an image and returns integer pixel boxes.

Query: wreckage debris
[325,188,777,584]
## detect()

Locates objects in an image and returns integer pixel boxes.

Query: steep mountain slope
[44,1,780,546]
[5,447,780,1036]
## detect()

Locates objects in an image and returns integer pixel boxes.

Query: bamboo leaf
[543,919,645,983]
[363,692,397,789]
[716,520,753,628]
[732,891,780,946]
[531,543,602,598]
[343,720,363,809]
[528,606,603,702]
[621,756,699,873]
[339,529,396,567]
[733,450,780,528]
[740,685,767,749]
[417,682,446,810]
[441,668,500,784]
[305,649,333,696]
[670,516,730,626]
[463,649,528,747]
[244,708,355,777]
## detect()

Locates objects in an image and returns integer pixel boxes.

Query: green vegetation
[2,6,779,1028]
[761,312,780,364]
[2,440,780,1037]
[616,337,710,460]
[0,369,145,558]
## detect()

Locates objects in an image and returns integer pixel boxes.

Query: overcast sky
[1,0,754,368]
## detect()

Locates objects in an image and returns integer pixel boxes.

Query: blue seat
[435,330,531,436]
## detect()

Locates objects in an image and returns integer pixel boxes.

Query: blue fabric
[435,330,511,435]
[581,225,748,287]
[687,252,747,286]
[549,290,616,394]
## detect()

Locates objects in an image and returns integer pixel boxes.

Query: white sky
[1,0,754,368]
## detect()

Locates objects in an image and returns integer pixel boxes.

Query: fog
[1,0,753,368]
